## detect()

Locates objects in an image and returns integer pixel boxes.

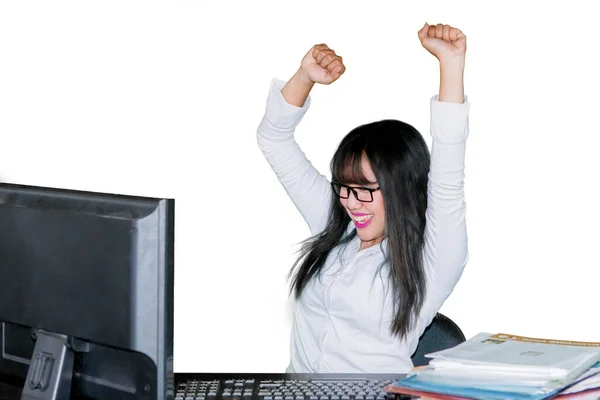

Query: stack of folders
[384,333,600,400]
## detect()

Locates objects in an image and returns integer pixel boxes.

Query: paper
[426,333,600,384]
[383,332,600,400]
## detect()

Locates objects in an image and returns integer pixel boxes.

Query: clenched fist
[299,44,346,85]
[418,23,466,62]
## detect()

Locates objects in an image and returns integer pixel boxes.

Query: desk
[0,379,22,400]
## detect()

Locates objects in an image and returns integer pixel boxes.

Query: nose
[344,192,363,210]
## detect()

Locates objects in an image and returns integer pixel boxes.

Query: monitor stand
[20,330,74,400]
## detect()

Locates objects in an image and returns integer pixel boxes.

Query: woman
[257,23,470,373]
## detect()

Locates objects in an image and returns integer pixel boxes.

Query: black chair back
[410,313,466,366]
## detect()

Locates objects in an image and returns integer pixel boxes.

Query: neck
[359,237,383,251]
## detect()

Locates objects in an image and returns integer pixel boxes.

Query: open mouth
[353,214,372,223]
[352,214,373,228]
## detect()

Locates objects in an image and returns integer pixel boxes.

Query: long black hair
[289,119,431,339]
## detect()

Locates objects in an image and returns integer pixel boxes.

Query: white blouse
[257,78,470,373]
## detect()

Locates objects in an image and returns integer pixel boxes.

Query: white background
[0,1,598,373]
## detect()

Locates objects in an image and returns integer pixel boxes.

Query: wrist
[295,67,316,87]
[439,56,465,72]
[281,68,315,108]
[438,57,465,103]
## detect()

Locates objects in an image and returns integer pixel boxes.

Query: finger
[418,22,429,41]
[428,25,437,38]
[312,43,330,58]
[442,25,451,42]
[448,27,458,41]
[315,49,335,64]
[312,44,326,59]
[435,24,443,38]
[327,59,345,75]
[320,53,339,69]
[332,65,345,77]
[325,66,344,84]
[448,27,464,41]
[327,67,343,80]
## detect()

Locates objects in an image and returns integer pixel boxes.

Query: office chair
[410,313,466,366]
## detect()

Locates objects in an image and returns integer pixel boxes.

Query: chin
[357,231,370,238]
[357,230,383,243]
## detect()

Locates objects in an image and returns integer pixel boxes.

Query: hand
[299,44,346,85]
[418,23,466,63]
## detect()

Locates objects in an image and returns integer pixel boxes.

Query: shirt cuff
[430,94,470,144]
[263,78,312,130]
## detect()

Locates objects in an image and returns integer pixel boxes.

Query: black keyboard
[173,374,409,400]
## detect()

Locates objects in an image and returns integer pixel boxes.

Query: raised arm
[257,45,346,235]
[416,23,471,327]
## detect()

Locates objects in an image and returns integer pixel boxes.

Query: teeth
[354,215,372,222]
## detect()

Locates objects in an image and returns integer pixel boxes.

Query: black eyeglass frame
[330,182,381,203]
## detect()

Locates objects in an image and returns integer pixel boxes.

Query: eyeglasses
[331,182,381,203]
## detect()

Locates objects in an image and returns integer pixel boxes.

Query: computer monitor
[0,183,174,400]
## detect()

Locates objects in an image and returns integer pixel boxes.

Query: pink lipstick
[351,213,373,229]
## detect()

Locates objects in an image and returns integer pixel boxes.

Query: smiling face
[338,156,386,251]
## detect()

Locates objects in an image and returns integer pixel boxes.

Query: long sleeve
[418,94,470,329]
[256,78,333,235]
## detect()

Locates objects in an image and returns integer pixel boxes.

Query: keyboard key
[261,384,282,389]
